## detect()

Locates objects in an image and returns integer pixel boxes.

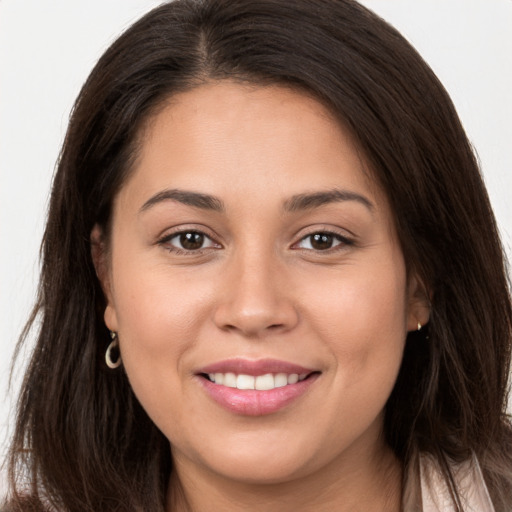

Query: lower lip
[197,374,319,416]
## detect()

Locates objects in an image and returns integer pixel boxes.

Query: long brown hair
[5,0,512,510]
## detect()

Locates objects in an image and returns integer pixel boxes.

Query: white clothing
[403,452,495,511]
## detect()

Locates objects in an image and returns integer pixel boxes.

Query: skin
[93,82,429,511]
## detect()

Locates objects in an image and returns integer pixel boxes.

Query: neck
[166,435,402,512]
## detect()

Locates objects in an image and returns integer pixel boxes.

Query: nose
[213,248,299,338]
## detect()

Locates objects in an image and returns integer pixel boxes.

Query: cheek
[304,257,408,342]
[111,252,215,342]
[303,254,408,403]
[108,258,215,426]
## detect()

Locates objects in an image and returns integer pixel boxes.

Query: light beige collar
[419,452,495,512]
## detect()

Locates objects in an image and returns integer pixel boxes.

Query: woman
[4,0,512,510]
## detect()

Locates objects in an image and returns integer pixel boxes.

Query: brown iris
[180,232,204,250]
[310,233,335,250]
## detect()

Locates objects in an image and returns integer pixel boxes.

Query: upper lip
[196,358,316,376]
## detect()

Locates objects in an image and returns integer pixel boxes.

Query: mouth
[200,371,315,390]
[195,359,321,416]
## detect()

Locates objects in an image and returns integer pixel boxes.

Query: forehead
[118,81,385,213]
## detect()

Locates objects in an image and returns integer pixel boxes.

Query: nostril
[221,322,284,333]
[213,299,299,336]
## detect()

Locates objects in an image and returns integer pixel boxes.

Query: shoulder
[419,452,495,512]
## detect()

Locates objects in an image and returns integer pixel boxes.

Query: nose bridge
[214,241,297,336]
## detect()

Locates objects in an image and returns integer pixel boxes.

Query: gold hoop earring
[105,331,121,369]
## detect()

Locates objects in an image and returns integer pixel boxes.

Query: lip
[195,358,320,416]
[197,358,315,376]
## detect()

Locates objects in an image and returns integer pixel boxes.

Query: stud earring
[417,322,422,331]
[105,331,121,369]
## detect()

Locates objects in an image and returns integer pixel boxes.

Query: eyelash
[157,230,221,255]
[293,231,354,253]
[157,229,354,255]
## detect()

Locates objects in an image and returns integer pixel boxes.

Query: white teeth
[255,373,275,390]
[236,374,255,390]
[223,372,237,388]
[287,373,299,384]
[274,373,288,388]
[207,371,311,390]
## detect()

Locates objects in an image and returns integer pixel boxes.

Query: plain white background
[1,0,511,495]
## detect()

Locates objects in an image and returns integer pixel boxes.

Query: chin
[181,433,325,485]
[208,455,315,485]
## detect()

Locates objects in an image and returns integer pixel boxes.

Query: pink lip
[195,358,320,416]
[197,358,314,376]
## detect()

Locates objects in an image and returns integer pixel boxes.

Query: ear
[406,274,431,332]
[90,224,119,332]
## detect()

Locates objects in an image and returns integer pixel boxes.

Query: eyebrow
[139,187,374,215]
[283,189,374,213]
[139,189,225,214]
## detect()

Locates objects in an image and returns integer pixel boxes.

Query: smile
[196,359,320,416]
[205,372,310,390]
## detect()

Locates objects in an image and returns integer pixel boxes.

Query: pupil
[311,233,333,250]
[180,232,204,250]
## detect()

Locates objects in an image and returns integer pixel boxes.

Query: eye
[159,230,219,253]
[296,232,350,251]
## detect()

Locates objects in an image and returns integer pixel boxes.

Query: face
[96,82,427,485]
